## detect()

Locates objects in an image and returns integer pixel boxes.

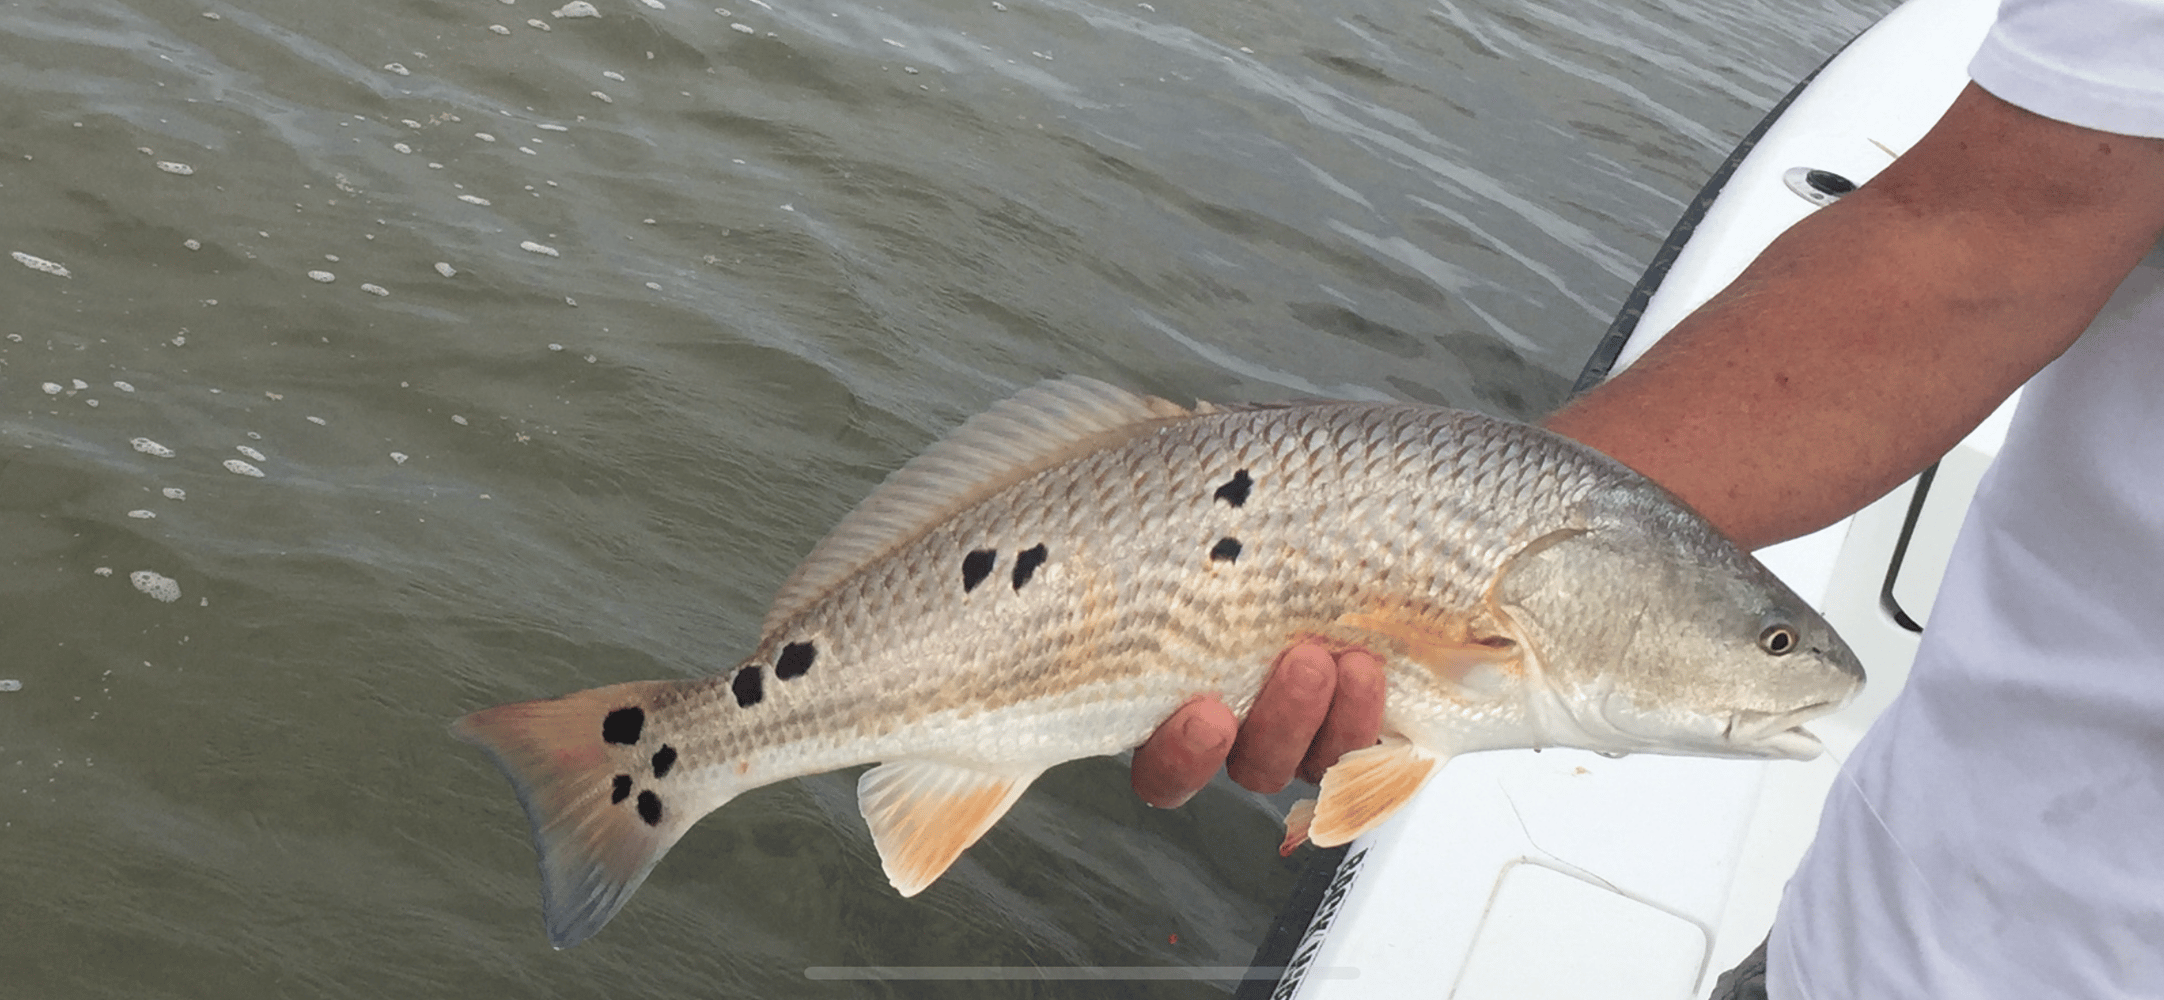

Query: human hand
[1130,641,1386,808]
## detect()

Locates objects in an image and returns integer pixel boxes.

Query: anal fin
[1306,735,1445,847]
[858,759,1045,896]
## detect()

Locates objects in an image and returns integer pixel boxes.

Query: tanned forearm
[1547,84,2164,550]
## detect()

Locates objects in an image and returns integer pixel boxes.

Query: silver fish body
[456,376,1862,947]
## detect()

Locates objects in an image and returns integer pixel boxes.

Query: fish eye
[1758,624,1798,656]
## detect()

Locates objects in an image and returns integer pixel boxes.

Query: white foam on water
[163,488,186,500]
[731,22,753,33]
[223,459,264,477]
[85,399,100,408]
[591,90,613,103]
[520,240,560,257]
[42,382,62,395]
[362,283,388,296]
[12,252,70,278]
[475,133,497,142]
[0,680,20,693]
[236,445,266,461]
[72,379,88,390]
[94,567,114,577]
[306,416,326,426]
[489,23,511,34]
[458,194,491,205]
[393,142,413,154]
[113,381,135,392]
[538,123,568,132]
[130,570,181,603]
[131,438,175,458]
[385,62,410,75]
[553,1,599,16]
[390,452,409,465]
[434,262,457,277]
[127,509,156,519]
[641,0,664,7]
[183,239,201,250]
[156,161,195,175]
[548,343,563,351]
[528,18,550,30]
[308,270,335,283]
[603,70,625,81]
[452,415,469,425]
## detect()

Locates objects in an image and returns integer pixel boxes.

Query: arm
[1134,84,2164,806]
[1551,84,2164,548]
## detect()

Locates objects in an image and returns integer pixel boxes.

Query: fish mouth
[1726,704,1839,759]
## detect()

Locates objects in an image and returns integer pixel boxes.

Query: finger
[1131,696,1237,808]
[1225,642,1338,794]
[1296,648,1386,785]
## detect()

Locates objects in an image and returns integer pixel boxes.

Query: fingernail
[1179,715,1228,754]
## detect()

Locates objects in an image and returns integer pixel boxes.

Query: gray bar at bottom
[805,966,1359,981]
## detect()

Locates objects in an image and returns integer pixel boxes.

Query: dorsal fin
[762,376,1203,633]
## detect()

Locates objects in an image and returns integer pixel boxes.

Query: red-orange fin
[1280,798,1318,856]
[452,680,711,948]
[1335,610,1520,691]
[857,759,1044,896]
[1307,735,1444,847]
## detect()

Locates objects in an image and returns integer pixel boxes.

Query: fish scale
[455,375,1862,948]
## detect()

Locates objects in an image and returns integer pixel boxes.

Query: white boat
[1240,0,2009,995]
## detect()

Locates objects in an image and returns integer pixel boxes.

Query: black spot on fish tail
[602,706,645,745]
[1214,469,1253,507]
[1210,537,1242,563]
[776,641,816,680]
[961,549,997,592]
[732,665,764,707]
[651,745,677,779]
[610,774,633,804]
[1011,543,1047,591]
[636,790,663,826]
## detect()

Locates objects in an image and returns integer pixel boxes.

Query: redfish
[456,376,1862,947]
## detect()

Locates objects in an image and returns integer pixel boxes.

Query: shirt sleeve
[1968,0,2164,138]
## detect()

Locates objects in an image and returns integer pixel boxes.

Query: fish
[454,375,1864,948]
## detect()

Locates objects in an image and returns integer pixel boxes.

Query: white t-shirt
[1770,3,2164,997]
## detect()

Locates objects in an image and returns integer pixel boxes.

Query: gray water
[0,0,1888,995]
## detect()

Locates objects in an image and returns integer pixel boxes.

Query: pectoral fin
[858,759,1044,896]
[1334,610,1520,695]
[1305,735,1444,847]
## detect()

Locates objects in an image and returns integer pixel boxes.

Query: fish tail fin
[453,679,716,948]
[1306,735,1443,847]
